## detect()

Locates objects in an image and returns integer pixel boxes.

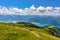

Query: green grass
[0,23,60,40]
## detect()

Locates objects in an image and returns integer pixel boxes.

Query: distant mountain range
[0,15,60,28]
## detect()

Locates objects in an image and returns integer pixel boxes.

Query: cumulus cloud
[0,5,60,15]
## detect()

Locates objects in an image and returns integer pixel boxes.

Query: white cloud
[46,7,53,10]
[37,6,45,10]
[30,5,36,10]
[0,5,60,16]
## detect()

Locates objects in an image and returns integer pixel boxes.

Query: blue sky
[0,0,60,8]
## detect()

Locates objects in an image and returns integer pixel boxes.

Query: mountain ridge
[0,15,60,28]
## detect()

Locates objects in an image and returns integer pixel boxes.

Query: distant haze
[0,15,60,28]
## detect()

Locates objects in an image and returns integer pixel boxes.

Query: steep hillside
[0,22,60,40]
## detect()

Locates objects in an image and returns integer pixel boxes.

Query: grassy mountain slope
[0,22,60,40]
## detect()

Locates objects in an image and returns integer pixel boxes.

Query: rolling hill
[0,22,60,40]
